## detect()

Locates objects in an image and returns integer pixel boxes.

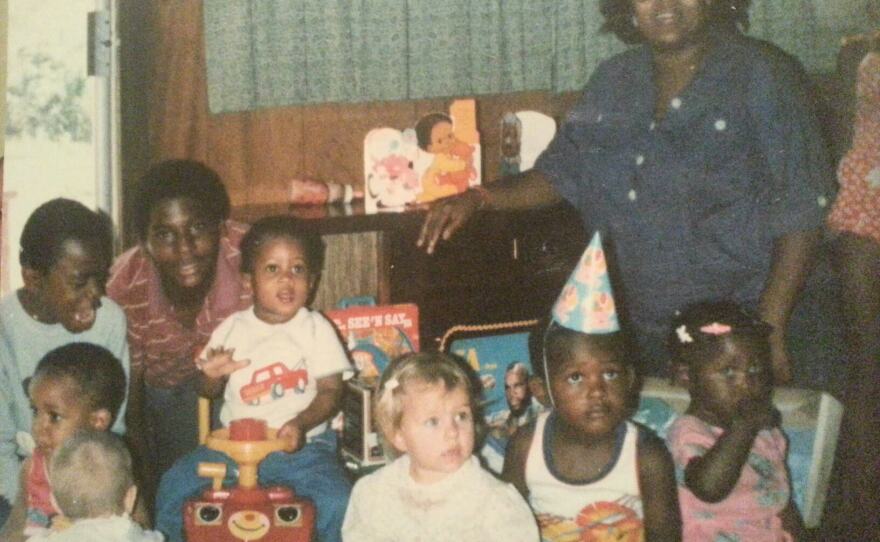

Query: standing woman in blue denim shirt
[419,0,835,382]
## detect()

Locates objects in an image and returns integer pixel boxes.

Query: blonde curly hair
[372,352,483,455]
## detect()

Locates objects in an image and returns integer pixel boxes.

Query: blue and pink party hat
[551,232,619,334]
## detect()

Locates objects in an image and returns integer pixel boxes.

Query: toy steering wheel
[197,398,294,489]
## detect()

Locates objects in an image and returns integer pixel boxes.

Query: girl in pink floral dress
[666,301,804,542]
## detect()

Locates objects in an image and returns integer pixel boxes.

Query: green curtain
[203,0,870,114]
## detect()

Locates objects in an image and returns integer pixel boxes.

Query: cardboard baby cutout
[364,99,481,212]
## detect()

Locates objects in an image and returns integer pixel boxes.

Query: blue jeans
[155,430,351,542]
[144,378,222,481]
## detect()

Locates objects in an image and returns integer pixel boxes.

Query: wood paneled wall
[119,0,580,309]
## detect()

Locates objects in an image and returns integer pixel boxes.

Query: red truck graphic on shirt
[240,361,308,405]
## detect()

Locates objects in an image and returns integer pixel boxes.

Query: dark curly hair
[240,215,325,276]
[543,321,637,374]
[667,300,772,369]
[414,112,453,151]
[31,343,127,425]
[19,198,113,275]
[600,0,752,45]
[133,159,230,241]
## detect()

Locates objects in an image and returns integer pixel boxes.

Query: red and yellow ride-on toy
[184,398,316,541]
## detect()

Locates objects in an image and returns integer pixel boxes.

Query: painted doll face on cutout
[427,121,458,154]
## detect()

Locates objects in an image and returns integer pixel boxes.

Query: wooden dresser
[233,201,586,348]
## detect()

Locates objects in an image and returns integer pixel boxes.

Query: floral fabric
[667,414,793,542]
[828,52,880,243]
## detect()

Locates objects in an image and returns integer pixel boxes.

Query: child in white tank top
[502,233,681,542]
[526,413,643,536]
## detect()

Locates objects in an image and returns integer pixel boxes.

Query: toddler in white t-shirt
[155,216,352,542]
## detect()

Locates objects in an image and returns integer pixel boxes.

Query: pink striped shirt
[107,221,252,388]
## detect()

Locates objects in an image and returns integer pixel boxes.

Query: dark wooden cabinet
[386,204,586,347]
[233,201,587,348]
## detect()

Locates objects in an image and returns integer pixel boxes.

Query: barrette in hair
[676,325,694,344]
[378,377,399,412]
[700,322,732,335]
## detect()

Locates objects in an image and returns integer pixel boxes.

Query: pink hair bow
[700,322,732,335]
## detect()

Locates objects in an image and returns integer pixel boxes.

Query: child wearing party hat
[502,232,682,542]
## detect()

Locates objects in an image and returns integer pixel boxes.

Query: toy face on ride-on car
[185,417,316,542]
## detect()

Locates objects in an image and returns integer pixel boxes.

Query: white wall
[1,0,7,155]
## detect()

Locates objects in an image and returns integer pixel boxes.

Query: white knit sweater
[342,455,539,542]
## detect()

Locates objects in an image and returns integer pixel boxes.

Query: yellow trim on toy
[198,397,211,445]
[204,428,293,489]
[197,463,227,491]
[197,397,294,489]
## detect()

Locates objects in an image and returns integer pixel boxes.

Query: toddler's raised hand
[733,397,780,432]
[277,419,305,453]
[198,347,250,380]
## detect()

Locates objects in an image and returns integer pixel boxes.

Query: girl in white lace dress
[342,352,539,542]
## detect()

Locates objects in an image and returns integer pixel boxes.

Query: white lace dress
[342,455,539,542]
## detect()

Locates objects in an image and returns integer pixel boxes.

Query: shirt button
[817,195,828,208]
[635,155,645,166]
[714,119,727,131]
[597,114,603,122]
[670,97,682,110]
[649,121,656,131]
[628,189,637,201]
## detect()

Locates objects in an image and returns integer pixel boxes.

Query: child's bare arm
[501,423,534,499]
[684,400,778,502]
[0,461,30,542]
[198,372,226,399]
[637,433,682,542]
[277,373,343,452]
[197,347,250,398]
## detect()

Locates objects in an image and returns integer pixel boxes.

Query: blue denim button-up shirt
[536,32,834,344]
